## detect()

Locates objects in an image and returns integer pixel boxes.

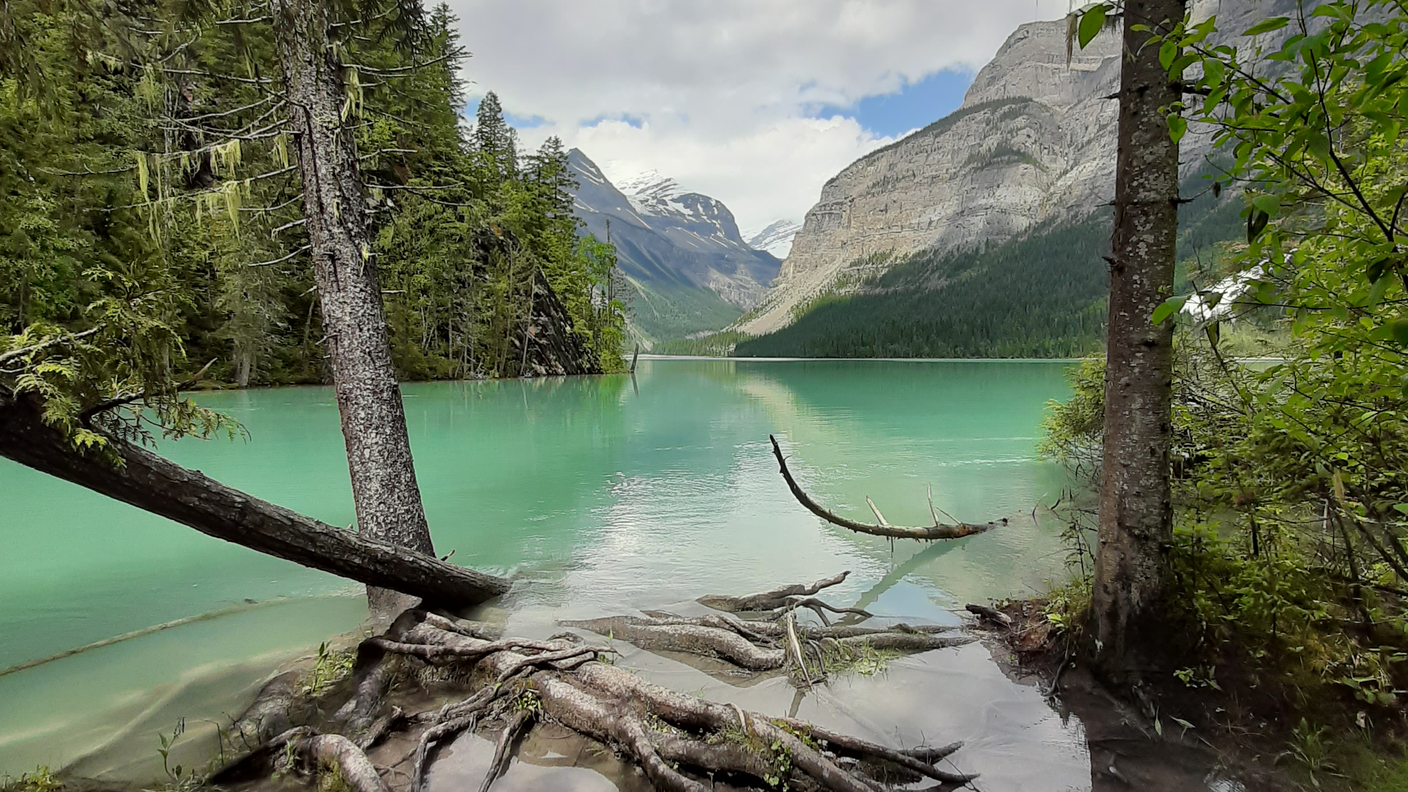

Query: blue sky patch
[818,69,975,138]
[583,113,646,129]
[505,112,550,130]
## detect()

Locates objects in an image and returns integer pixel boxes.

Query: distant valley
[567,150,792,346]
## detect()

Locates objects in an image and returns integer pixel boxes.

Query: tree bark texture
[269,0,434,612]
[1091,0,1186,678]
[0,399,510,607]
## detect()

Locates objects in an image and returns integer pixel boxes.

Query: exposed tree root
[230,671,297,749]
[334,643,400,744]
[563,613,970,680]
[212,727,388,792]
[770,434,1007,540]
[218,579,978,792]
[562,616,786,670]
[478,709,535,792]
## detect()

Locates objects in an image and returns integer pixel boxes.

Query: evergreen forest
[0,2,626,388]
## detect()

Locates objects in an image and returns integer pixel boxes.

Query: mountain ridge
[567,149,781,344]
[738,0,1295,339]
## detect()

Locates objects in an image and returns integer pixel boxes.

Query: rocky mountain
[746,220,803,259]
[738,0,1295,338]
[567,150,781,343]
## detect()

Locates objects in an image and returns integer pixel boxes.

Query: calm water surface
[0,359,1091,785]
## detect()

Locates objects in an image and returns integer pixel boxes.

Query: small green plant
[1173,665,1222,690]
[1290,718,1340,785]
[763,739,793,790]
[511,687,542,715]
[1,767,61,792]
[301,642,355,698]
[315,763,351,792]
[1042,577,1091,637]
[157,719,187,783]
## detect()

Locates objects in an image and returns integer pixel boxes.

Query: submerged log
[770,434,1008,540]
[0,398,510,608]
[697,570,851,613]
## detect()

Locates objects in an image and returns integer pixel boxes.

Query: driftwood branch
[770,435,1007,540]
[698,571,850,612]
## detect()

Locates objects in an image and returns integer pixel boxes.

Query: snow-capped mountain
[567,149,782,343]
[746,220,803,259]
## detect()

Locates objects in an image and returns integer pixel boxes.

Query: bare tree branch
[769,435,1006,540]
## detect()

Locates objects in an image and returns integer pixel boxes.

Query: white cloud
[446,0,1073,234]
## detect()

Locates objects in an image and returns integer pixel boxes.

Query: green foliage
[1047,6,1408,720]
[0,767,61,792]
[1039,357,1105,476]
[1,1,628,447]
[300,642,355,698]
[510,687,543,715]
[736,216,1113,359]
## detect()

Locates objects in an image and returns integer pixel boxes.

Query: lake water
[0,359,1110,786]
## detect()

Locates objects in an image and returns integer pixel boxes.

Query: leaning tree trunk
[1090,0,1186,681]
[0,398,510,606]
[270,0,433,615]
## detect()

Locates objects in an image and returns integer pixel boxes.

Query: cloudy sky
[444,0,1073,237]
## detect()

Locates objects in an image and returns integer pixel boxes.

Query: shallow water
[0,359,1131,786]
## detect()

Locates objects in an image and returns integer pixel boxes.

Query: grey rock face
[740,0,1294,336]
[568,150,781,310]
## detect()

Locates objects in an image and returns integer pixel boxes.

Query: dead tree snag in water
[770,435,1008,540]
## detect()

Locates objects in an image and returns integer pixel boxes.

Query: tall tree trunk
[270,0,434,615]
[1090,0,1185,681]
[0,398,510,606]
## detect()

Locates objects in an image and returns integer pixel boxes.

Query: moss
[818,639,904,677]
[1338,741,1408,792]
[315,764,352,792]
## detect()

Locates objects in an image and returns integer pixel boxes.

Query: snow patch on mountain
[746,220,803,259]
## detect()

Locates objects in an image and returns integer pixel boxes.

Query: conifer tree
[474,91,518,183]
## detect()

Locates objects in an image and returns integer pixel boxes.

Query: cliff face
[740,0,1293,336]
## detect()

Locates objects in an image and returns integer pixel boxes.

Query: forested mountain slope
[734,171,1244,359]
[735,0,1296,356]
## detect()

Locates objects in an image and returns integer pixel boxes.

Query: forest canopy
[0,0,626,398]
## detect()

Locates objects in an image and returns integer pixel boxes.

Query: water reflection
[2,359,1099,786]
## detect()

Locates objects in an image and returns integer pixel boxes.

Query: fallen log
[0,398,510,608]
[770,434,1008,540]
[965,602,1014,628]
